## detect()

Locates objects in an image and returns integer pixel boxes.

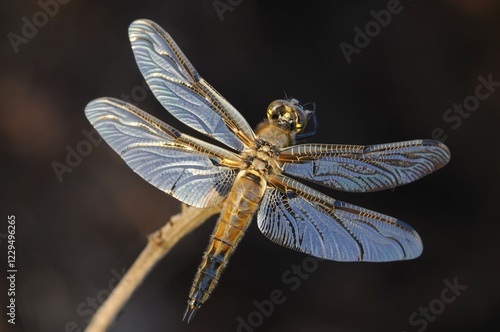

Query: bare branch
[85,204,221,332]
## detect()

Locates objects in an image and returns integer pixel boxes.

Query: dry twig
[85,204,221,332]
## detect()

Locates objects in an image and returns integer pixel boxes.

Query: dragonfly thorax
[251,157,267,171]
[243,140,281,174]
[255,121,295,148]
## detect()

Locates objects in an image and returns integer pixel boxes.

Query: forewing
[279,139,450,192]
[257,174,422,262]
[85,97,243,208]
[128,19,255,151]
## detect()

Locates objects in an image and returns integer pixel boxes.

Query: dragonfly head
[267,98,314,133]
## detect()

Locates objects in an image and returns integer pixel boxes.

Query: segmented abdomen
[183,170,266,322]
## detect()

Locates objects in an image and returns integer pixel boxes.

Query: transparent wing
[257,174,422,262]
[278,139,450,192]
[128,19,256,151]
[85,97,244,208]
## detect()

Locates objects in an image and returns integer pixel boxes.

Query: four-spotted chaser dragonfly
[85,19,451,322]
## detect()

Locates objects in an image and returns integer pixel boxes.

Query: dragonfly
[85,19,451,322]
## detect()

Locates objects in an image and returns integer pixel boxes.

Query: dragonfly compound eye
[285,98,309,133]
[267,100,286,120]
[267,99,307,132]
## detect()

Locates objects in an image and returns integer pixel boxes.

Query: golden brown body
[183,122,294,321]
[184,170,267,320]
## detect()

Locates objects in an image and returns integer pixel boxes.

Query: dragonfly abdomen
[183,170,267,322]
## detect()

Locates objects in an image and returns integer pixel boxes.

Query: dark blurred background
[1,0,499,331]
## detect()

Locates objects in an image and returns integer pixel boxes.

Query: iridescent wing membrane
[259,174,424,261]
[128,20,255,151]
[85,98,242,208]
[279,140,450,192]
[86,19,451,263]
[264,140,450,261]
